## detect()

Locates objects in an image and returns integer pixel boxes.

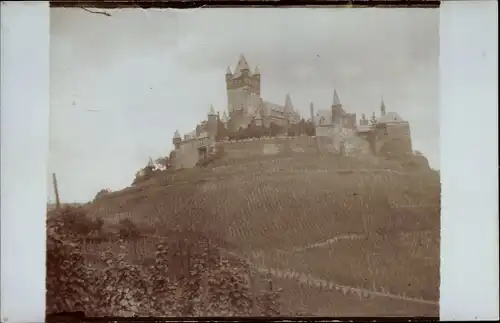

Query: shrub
[94,189,111,201]
[50,206,104,237]
[118,218,141,239]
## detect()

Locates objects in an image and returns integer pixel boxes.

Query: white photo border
[0,1,498,322]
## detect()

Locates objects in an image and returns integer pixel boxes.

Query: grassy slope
[86,153,440,316]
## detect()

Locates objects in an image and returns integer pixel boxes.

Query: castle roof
[378,111,406,123]
[254,65,260,75]
[208,104,216,116]
[173,130,181,138]
[333,89,341,106]
[284,94,294,112]
[226,66,232,75]
[221,111,229,122]
[380,97,387,113]
[147,157,155,168]
[233,54,251,78]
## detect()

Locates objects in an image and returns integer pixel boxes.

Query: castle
[169,55,413,169]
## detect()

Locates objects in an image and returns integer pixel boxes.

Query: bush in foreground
[46,207,284,317]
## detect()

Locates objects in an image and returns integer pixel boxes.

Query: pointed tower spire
[226,66,232,75]
[310,102,315,125]
[233,54,251,78]
[380,96,387,116]
[174,130,181,138]
[208,104,216,116]
[284,93,294,111]
[333,89,341,106]
[147,157,155,169]
[222,111,229,123]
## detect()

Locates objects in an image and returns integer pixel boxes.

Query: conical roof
[226,66,232,75]
[333,89,341,106]
[147,157,155,168]
[284,93,294,111]
[233,54,251,78]
[380,96,387,115]
[208,104,216,116]
[173,130,181,138]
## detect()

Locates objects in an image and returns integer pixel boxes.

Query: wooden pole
[52,173,61,210]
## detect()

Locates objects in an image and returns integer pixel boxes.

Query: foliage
[52,205,104,237]
[257,275,283,316]
[132,168,154,186]
[155,156,170,168]
[118,218,140,239]
[94,189,111,201]
[47,207,283,317]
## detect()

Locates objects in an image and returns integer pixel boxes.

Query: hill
[76,151,440,316]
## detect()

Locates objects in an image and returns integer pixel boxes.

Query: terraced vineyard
[86,152,440,316]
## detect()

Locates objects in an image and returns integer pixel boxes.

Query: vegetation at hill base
[47,206,283,317]
[47,147,440,317]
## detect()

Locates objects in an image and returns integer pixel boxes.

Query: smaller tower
[309,102,315,125]
[207,104,218,140]
[370,112,378,124]
[225,66,233,82]
[380,96,387,117]
[173,130,182,149]
[331,89,343,126]
[284,94,294,131]
[146,157,155,171]
[360,113,369,126]
[253,65,261,95]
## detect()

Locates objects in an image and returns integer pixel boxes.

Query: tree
[257,275,283,316]
[118,218,140,239]
[46,207,97,315]
[155,156,170,168]
[94,188,111,201]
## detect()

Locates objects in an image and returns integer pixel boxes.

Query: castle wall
[172,136,214,169]
[218,136,319,161]
[374,122,413,157]
[171,131,374,170]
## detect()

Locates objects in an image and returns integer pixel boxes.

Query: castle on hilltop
[169,55,413,169]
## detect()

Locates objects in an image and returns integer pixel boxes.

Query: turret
[225,66,233,82]
[380,96,387,117]
[331,89,343,126]
[253,65,261,95]
[284,93,294,128]
[370,112,378,124]
[309,102,315,125]
[207,104,218,140]
[146,157,155,171]
[172,130,181,149]
[360,113,369,126]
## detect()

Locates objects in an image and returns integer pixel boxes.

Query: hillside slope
[85,152,441,316]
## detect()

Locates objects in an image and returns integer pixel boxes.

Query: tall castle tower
[225,55,261,120]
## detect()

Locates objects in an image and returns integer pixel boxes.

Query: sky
[49,7,440,203]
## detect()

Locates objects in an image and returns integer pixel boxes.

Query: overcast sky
[49,7,439,203]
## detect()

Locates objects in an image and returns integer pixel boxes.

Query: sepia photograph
[47,6,441,318]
